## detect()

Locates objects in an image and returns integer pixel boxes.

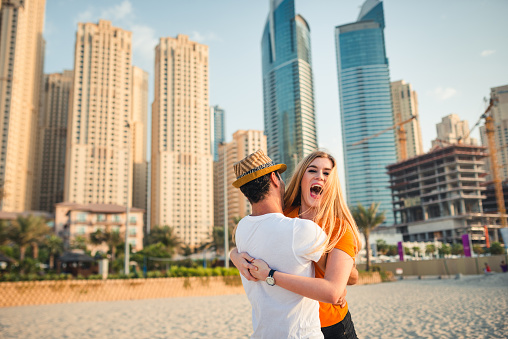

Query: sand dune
[0,273,506,338]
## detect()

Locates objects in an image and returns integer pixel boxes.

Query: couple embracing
[230,149,361,339]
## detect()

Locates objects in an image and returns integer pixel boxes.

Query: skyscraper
[131,66,148,213]
[391,80,423,160]
[211,105,225,162]
[64,20,133,207]
[480,84,508,182]
[432,114,476,147]
[151,34,213,249]
[335,0,396,225]
[262,0,317,178]
[37,71,74,212]
[0,0,46,211]
[213,130,267,228]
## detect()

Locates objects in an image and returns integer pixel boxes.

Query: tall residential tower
[262,0,317,178]
[211,105,225,162]
[335,0,396,225]
[390,80,423,161]
[151,35,213,249]
[37,71,74,212]
[0,0,46,211]
[64,20,134,207]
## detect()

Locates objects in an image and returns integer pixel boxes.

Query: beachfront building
[0,0,46,212]
[36,71,74,212]
[387,144,501,247]
[390,80,423,161]
[335,0,396,225]
[64,20,137,210]
[480,84,508,182]
[431,114,477,148]
[262,0,318,179]
[211,105,225,162]
[54,202,144,253]
[151,34,213,249]
[131,66,149,216]
[213,130,267,229]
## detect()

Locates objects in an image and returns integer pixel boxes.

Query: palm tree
[107,231,123,261]
[351,202,386,271]
[46,235,63,269]
[8,215,50,261]
[146,225,181,256]
[426,244,436,258]
[71,235,87,251]
[0,220,9,246]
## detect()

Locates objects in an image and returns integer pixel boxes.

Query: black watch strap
[269,269,276,278]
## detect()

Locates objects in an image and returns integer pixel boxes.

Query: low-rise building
[387,144,501,247]
[55,203,144,253]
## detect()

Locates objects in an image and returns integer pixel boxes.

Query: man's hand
[333,288,347,308]
[347,264,359,285]
[230,248,259,281]
[250,259,271,281]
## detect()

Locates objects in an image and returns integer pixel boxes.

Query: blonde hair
[284,150,362,254]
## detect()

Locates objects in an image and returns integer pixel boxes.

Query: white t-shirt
[235,213,327,339]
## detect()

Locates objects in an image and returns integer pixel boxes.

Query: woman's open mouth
[310,184,323,199]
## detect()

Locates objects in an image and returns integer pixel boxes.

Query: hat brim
[232,164,287,188]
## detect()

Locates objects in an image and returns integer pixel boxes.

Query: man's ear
[270,171,280,187]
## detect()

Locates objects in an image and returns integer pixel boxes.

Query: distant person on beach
[484,263,492,274]
[500,261,508,273]
[232,150,361,339]
[232,150,327,338]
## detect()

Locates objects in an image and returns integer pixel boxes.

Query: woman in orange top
[231,150,362,338]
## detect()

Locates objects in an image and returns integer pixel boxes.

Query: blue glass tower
[335,0,396,225]
[262,0,317,178]
[211,105,225,162]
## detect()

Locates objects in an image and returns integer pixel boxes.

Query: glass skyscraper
[335,0,396,225]
[211,105,225,162]
[262,0,317,178]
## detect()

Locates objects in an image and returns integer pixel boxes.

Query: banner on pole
[462,234,471,257]
[484,226,490,248]
[398,241,404,261]
[500,228,508,250]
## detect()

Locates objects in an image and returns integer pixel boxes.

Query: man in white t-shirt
[232,150,326,339]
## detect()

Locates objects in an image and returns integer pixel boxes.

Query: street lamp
[124,122,131,275]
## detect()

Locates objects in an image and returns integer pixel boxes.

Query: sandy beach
[1,273,506,338]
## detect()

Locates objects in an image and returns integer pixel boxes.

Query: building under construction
[387,144,501,246]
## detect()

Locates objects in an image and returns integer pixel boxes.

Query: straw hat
[232,150,287,188]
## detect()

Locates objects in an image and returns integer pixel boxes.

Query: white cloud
[131,24,158,72]
[480,50,496,57]
[431,87,458,101]
[75,9,94,24]
[190,31,222,43]
[100,0,133,21]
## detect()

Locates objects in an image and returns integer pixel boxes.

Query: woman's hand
[230,248,259,281]
[333,288,347,308]
[251,259,271,281]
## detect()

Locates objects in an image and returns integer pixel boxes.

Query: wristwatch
[266,269,276,286]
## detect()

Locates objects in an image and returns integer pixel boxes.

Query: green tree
[404,247,412,256]
[425,244,436,257]
[46,235,64,269]
[89,229,109,247]
[488,242,505,255]
[376,239,388,255]
[412,246,420,257]
[71,235,87,251]
[439,244,451,257]
[8,215,50,261]
[107,231,123,261]
[386,245,398,256]
[473,245,484,255]
[451,243,463,255]
[351,202,386,271]
[146,225,181,256]
[0,220,9,246]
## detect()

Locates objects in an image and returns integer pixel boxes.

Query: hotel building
[151,34,213,249]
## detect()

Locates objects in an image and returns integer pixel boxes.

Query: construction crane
[459,98,506,228]
[351,115,417,161]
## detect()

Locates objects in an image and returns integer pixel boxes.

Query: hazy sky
[44,0,508,187]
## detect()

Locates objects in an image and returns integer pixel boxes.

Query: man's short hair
[240,172,273,203]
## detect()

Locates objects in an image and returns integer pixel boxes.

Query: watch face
[266,277,275,286]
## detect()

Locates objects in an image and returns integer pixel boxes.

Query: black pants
[321,311,358,339]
